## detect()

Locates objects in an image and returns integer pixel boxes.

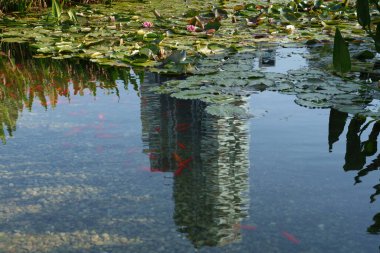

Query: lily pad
[205,104,251,118]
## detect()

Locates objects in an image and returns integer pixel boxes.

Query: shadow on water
[2,42,380,251]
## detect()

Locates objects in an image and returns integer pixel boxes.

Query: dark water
[0,45,379,253]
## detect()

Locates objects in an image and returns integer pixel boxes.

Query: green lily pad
[205,104,251,118]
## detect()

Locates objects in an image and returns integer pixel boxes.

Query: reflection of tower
[140,78,250,248]
[258,46,276,68]
[173,114,250,248]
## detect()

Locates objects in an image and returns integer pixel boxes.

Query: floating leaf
[204,20,221,31]
[205,104,251,118]
[171,89,211,100]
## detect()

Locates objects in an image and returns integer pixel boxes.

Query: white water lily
[285,25,295,34]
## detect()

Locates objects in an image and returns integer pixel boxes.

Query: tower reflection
[140,76,250,248]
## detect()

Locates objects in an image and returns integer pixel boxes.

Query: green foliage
[49,0,79,24]
[333,27,351,75]
[357,0,371,29]
[0,0,114,13]
[374,23,380,52]
[51,0,64,21]
[0,0,35,13]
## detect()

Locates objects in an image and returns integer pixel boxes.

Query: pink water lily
[142,21,153,28]
[186,25,196,32]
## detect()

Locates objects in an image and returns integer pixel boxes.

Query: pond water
[0,44,379,253]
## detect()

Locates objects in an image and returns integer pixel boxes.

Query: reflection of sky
[253,46,308,73]
[366,99,380,113]
[248,91,380,253]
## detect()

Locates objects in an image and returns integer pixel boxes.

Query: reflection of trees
[328,108,380,234]
[140,79,250,248]
[328,109,380,174]
[328,108,348,152]
[368,213,380,234]
[0,43,139,143]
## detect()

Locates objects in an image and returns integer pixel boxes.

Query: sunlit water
[0,45,379,253]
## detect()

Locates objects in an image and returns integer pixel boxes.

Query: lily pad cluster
[0,0,371,74]
[152,48,380,118]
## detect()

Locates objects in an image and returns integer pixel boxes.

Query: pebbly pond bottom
[0,46,380,253]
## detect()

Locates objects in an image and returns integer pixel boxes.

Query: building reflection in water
[140,75,250,248]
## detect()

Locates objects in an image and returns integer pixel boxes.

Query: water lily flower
[142,21,153,28]
[285,25,295,34]
[186,25,196,32]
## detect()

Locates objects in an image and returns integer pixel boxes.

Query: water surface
[0,45,379,253]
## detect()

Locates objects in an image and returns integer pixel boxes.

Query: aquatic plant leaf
[296,93,332,106]
[171,89,211,100]
[294,98,332,108]
[51,0,63,21]
[333,27,351,74]
[205,104,251,118]
[374,24,380,53]
[67,10,78,24]
[204,20,221,31]
[356,0,371,28]
[354,50,375,60]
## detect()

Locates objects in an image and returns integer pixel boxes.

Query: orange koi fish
[174,166,185,176]
[172,153,182,163]
[178,157,192,168]
[174,157,192,176]
[282,231,300,244]
[177,142,186,150]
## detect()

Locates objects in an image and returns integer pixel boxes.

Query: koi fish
[172,152,182,163]
[178,157,192,168]
[174,157,192,176]
[176,123,191,132]
[177,142,186,150]
[174,165,185,176]
[282,231,300,244]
